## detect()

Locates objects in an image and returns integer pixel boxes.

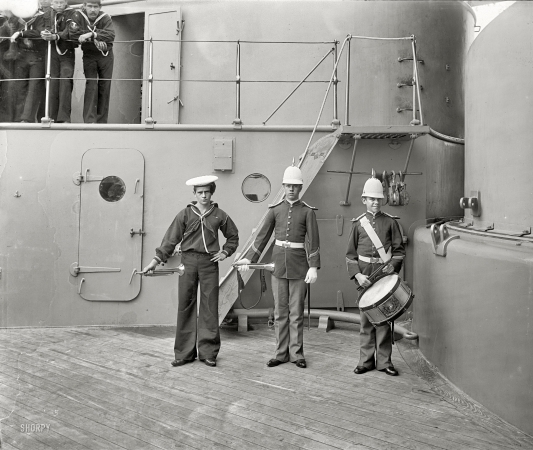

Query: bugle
[233,262,275,272]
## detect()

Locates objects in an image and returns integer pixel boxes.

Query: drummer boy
[346,176,405,376]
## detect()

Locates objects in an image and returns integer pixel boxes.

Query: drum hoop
[359,276,404,311]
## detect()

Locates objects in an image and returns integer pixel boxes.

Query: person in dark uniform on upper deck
[40,0,82,123]
[346,176,405,376]
[142,176,239,368]
[8,3,48,122]
[0,11,14,122]
[236,165,320,369]
[73,0,115,123]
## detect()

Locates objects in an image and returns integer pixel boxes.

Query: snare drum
[358,274,414,325]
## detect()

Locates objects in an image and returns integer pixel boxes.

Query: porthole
[242,173,271,203]
[99,176,126,202]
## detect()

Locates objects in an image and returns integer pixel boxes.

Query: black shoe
[266,359,285,367]
[171,359,193,367]
[294,359,306,368]
[379,367,399,376]
[353,366,373,374]
[201,358,217,367]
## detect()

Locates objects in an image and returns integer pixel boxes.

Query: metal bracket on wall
[336,215,344,236]
[336,290,344,311]
[460,190,481,217]
[430,223,459,257]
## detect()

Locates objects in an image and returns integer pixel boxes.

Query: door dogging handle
[130,265,185,284]
[130,228,146,237]
[70,262,121,277]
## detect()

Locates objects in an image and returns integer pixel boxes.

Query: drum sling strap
[359,216,391,263]
[359,216,396,344]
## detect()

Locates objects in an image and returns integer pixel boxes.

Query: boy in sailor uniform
[40,0,82,123]
[8,4,48,122]
[143,176,239,368]
[236,166,320,369]
[72,0,115,123]
[346,176,405,376]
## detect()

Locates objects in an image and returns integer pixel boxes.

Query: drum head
[359,274,398,308]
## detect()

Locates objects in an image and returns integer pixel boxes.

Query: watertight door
[145,9,182,123]
[77,148,145,301]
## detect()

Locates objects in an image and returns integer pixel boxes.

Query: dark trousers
[174,252,221,361]
[357,261,393,370]
[82,50,113,123]
[49,48,75,123]
[0,58,14,122]
[271,276,307,362]
[13,50,45,122]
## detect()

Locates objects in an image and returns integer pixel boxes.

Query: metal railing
[0,35,425,129]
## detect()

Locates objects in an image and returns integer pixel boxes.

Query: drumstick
[357,262,389,292]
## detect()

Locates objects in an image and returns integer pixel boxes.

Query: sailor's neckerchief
[187,202,217,254]
[17,12,43,48]
[77,9,110,56]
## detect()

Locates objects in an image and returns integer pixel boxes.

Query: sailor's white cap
[185,175,218,187]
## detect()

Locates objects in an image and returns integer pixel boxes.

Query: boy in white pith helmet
[236,165,320,369]
[346,175,405,376]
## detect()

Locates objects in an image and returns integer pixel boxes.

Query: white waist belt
[358,248,392,264]
[358,255,385,264]
[275,239,305,249]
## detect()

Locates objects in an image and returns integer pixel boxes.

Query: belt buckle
[282,241,291,248]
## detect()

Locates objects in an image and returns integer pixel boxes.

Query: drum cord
[238,269,267,310]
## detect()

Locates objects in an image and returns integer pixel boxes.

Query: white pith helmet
[282,165,303,185]
[361,176,384,198]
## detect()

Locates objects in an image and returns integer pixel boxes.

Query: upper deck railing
[0,33,425,131]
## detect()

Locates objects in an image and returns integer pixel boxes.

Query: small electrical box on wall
[213,138,235,173]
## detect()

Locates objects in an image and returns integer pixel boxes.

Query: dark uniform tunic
[48,8,82,123]
[11,13,47,122]
[346,211,405,370]
[155,202,239,361]
[245,199,320,362]
[71,10,115,123]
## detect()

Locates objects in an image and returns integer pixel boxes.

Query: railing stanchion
[41,41,52,126]
[331,41,340,127]
[233,40,242,126]
[145,37,155,126]
[344,37,351,126]
[411,36,424,125]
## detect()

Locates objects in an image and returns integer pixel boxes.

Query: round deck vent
[99,176,126,202]
[242,173,271,203]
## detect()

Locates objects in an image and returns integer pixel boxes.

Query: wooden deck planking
[0,403,93,450]
[1,324,520,450]
[0,325,531,450]
[0,345,390,450]
[0,346,373,450]
[0,396,124,450]
[0,326,522,450]
[0,356,270,450]
[107,327,518,450]
[0,374,252,450]
[0,422,57,450]
[2,326,460,428]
